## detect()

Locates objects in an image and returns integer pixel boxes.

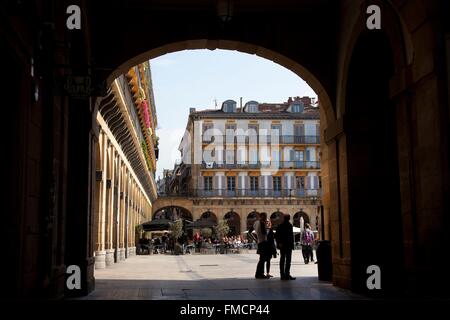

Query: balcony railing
[201,161,321,169]
[118,76,145,143]
[202,135,320,144]
[158,189,322,198]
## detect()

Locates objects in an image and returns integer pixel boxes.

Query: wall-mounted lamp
[216,0,234,23]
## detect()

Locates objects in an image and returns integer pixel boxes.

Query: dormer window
[245,100,259,113]
[248,104,258,112]
[291,102,304,113]
[222,100,237,113]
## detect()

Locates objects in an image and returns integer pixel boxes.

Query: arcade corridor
[1,0,449,300]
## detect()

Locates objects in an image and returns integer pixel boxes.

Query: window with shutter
[213,175,219,189]
[259,176,265,190]
[313,176,319,189]
[273,176,281,191]
[227,176,236,191]
[250,176,259,191]
[204,177,212,191]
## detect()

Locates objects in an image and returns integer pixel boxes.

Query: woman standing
[265,220,277,277]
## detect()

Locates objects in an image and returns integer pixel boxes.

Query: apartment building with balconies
[156,96,322,236]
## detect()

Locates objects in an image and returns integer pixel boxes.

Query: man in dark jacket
[276,214,296,280]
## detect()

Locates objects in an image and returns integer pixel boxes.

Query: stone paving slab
[83,252,364,300]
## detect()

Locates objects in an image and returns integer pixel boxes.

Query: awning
[185,218,217,229]
[141,218,172,231]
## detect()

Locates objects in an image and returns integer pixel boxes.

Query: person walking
[193,232,201,253]
[301,223,315,264]
[265,220,277,278]
[253,212,269,279]
[275,214,296,280]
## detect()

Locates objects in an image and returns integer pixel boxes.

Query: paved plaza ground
[84,251,364,300]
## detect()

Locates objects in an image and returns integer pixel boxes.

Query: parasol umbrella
[141,218,172,231]
[185,218,217,229]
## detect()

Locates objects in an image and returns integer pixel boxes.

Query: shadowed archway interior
[345,30,404,297]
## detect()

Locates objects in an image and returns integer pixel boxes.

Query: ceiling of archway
[87,0,338,106]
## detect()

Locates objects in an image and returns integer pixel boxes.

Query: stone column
[240,211,247,235]
[128,182,135,256]
[105,146,115,267]
[114,156,122,262]
[64,97,96,297]
[94,131,107,269]
[130,183,137,255]
[119,167,126,261]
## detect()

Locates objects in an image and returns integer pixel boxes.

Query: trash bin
[316,240,332,281]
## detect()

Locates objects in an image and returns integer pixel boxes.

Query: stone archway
[246,211,260,231]
[293,211,310,228]
[270,211,284,228]
[153,206,193,221]
[293,211,310,242]
[106,39,335,130]
[224,211,241,236]
[200,211,218,224]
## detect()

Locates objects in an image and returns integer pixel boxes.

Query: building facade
[157,97,322,236]
[93,61,159,269]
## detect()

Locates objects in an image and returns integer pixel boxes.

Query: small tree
[169,220,183,241]
[201,227,212,238]
[215,219,230,241]
[135,224,144,240]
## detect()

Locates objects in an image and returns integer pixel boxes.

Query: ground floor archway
[224,211,241,236]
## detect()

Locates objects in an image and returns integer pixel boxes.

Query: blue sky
[150,49,316,179]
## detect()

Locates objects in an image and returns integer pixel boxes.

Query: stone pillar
[240,211,247,235]
[119,167,126,261]
[64,97,96,297]
[128,183,135,256]
[124,191,129,259]
[94,131,107,269]
[105,145,115,267]
[113,156,122,263]
[130,184,136,255]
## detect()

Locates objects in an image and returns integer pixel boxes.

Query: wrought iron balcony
[195,189,322,198]
[202,135,320,144]
[201,161,321,169]
[158,188,322,199]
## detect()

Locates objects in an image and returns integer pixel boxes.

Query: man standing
[253,212,269,279]
[276,214,296,280]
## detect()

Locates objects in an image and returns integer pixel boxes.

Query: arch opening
[224,211,241,236]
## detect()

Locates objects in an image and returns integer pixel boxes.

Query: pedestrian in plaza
[301,223,315,264]
[162,232,168,253]
[275,214,296,280]
[265,220,277,278]
[193,231,201,253]
[253,212,269,279]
